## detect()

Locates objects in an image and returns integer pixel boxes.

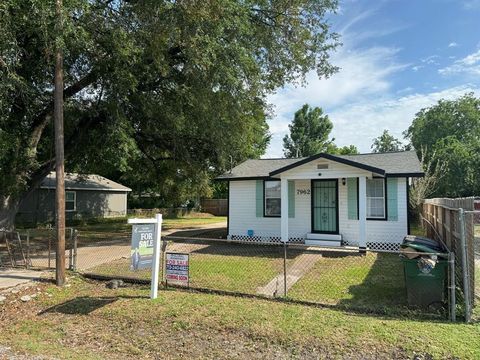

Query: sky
[265,0,480,158]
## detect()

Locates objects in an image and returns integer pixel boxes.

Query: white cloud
[463,0,480,9]
[439,49,480,76]
[267,45,407,133]
[421,55,440,65]
[448,42,458,48]
[266,85,480,158]
[411,65,423,72]
[328,85,480,152]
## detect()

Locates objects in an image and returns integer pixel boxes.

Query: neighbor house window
[366,179,385,219]
[264,180,281,217]
[65,191,76,212]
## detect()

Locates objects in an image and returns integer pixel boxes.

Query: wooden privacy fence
[423,197,478,322]
[200,199,228,216]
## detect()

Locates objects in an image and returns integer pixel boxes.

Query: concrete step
[304,239,342,247]
[305,233,342,247]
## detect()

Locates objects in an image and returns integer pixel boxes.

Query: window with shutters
[366,179,385,219]
[264,180,281,217]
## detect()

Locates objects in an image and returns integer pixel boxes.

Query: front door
[311,179,339,234]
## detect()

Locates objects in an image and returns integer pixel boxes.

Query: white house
[217,151,424,251]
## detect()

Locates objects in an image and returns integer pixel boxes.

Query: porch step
[305,233,342,247]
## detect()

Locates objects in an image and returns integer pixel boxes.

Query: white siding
[228,177,408,247]
[228,180,311,239]
[339,177,408,247]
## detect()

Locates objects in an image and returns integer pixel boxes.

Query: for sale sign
[130,224,155,270]
[165,253,189,287]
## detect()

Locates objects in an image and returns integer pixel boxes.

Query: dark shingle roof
[40,172,132,192]
[217,151,423,180]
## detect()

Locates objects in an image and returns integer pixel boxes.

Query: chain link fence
[3,217,466,321]
[423,198,478,322]
[0,228,77,270]
[67,226,450,319]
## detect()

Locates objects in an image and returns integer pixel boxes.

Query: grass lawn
[87,242,284,294]
[288,252,408,312]
[18,214,227,249]
[76,215,227,233]
[0,275,479,359]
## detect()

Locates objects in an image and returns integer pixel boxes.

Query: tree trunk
[0,196,20,231]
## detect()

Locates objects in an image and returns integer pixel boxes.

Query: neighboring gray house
[17,173,132,224]
[217,151,423,251]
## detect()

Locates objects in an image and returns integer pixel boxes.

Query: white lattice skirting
[228,235,401,251]
[229,235,304,244]
[366,242,401,252]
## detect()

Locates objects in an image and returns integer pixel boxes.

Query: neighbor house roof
[40,172,132,192]
[216,151,424,180]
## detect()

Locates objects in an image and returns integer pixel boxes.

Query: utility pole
[54,0,66,286]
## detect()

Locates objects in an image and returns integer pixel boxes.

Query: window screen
[366,179,385,218]
[264,181,281,216]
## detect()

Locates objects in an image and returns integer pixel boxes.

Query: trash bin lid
[402,235,445,252]
[400,242,447,258]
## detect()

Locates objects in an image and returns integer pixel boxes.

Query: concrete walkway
[257,252,322,297]
[26,221,227,271]
[0,269,47,290]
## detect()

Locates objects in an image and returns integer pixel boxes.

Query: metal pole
[73,229,78,271]
[54,0,66,286]
[283,242,287,297]
[26,230,30,269]
[68,228,73,270]
[459,208,472,322]
[48,234,51,269]
[448,251,456,322]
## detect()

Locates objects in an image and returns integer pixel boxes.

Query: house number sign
[296,189,311,195]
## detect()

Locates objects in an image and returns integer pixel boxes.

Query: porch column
[281,177,289,243]
[358,176,367,252]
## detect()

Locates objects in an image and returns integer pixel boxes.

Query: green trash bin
[403,257,448,307]
[401,237,448,308]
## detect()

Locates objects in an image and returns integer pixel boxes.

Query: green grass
[75,215,227,233]
[0,275,478,359]
[288,253,407,312]
[87,243,283,293]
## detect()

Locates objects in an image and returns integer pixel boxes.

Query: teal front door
[311,180,339,234]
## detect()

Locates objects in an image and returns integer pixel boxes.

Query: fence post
[448,251,456,322]
[283,241,287,297]
[68,228,74,270]
[26,230,30,269]
[73,229,78,271]
[48,232,52,269]
[459,208,472,322]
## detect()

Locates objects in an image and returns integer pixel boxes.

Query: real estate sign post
[128,214,163,299]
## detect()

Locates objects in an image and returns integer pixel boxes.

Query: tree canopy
[0,0,340,226]
[371,130,403,153]
[282,104,358,158]
[405,93,480,197]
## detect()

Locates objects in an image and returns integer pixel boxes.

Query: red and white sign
[165,253,189,287]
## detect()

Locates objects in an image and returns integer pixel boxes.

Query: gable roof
[40,172,132,192]
[216,151,424,180]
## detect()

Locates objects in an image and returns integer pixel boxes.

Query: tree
[371,130,403,153]
[283,104,335,157]
[405,93,480,197]
[327,144,359,155]
[408,149,444,222]
[0,0,340,228]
